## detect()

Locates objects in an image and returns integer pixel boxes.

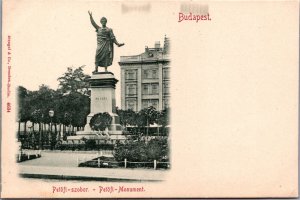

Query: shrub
[114,138,169,163]
[85,139,96,150]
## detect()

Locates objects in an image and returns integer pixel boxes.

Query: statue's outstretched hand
[118,43,125,47]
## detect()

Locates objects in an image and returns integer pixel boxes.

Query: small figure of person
[88,11,124,73]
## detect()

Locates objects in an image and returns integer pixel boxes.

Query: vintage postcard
[1,0,299,198]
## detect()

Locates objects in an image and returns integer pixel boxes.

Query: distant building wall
[119,37,170,111]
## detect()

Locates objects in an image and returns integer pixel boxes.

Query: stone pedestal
[68,71,123,142]
[85,72,122,132]
[90,72,117,114]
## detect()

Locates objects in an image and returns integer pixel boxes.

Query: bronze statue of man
[88,11,124,73]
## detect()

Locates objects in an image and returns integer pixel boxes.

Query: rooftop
[119,36,170,65]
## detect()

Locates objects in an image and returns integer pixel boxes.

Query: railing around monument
[77,156,170,170]
[17,149,42,162]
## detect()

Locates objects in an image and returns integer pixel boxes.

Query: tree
[28,85,56,113]
[17,66,92,148]
[18,85,56,135]
[137,106,158,137]
[17,86,30,138]
[17,85,57,147]
[28,85,58,148]
[157,108,170,135]
[116,108,136,130]
[56,92,90,130]
[56,66,91,136]
[57,66,90,96]
[62,112,72,139]
[17,86,30,121]
[31,109,43,149]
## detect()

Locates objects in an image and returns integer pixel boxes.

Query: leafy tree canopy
[116,108,136,127]
[57,65,90,96]
[17,66,91,127]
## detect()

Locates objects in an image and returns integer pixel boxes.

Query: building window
[152,69,158,79]
[143,84,149,94]
[151,100,158,110]
[143,83,159,95]
[142,100,148,109]
[163,98,169,109]
[126,70,136,80]
[142,99,159,110]
[163,82,170,94]
[126,84,136,96]
[152,83,159,94]
[126,99,136,111]
[143,69,158,79]
[143,69,150,79]
[163,68,170,79]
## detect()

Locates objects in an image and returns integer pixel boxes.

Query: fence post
[124,158,127,168]
[98,158,101,168]
[28,154,30,160]
[154,160,157,170]
[18,153,21,162]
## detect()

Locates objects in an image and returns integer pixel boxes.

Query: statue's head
[100,17,107,26]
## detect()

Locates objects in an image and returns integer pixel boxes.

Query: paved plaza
[20,151,99,167]
[19,151,168,182]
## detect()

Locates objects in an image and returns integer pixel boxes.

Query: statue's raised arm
[88,11,99,30]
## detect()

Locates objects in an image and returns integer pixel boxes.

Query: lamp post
[28,125,33,149]
[49,109,54,122]
[49,110,54,147]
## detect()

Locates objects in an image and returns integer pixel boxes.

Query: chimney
[155,41,160,49]
[163,35,169,54]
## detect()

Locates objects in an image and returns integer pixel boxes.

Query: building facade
[119,37,170,111]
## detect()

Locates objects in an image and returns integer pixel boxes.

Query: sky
[10,1,176,107]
